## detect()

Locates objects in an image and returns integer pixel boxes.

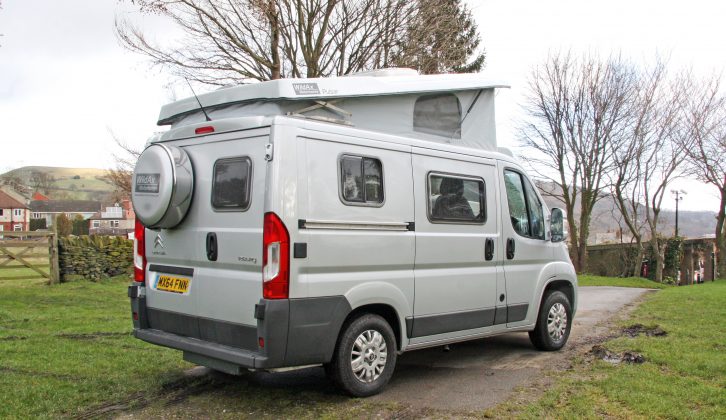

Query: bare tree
[0,173,27,195]
[29,170,55,195]
[117,0,484,85]
[106,129,141,198]
[634,71,689,283]
[519,52,635,272]
[608,60,669,278]
[681,75,726,278]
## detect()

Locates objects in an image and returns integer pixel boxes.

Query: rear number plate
[154,274,191,294]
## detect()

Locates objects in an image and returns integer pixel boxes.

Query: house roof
[88,209,132,221]
[30,200,101,213]
[0,190,29,209]
[32,192,50,201]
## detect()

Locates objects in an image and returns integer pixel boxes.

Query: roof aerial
[158,70,509,125]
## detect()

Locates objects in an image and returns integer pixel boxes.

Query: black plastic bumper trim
[135,329,267,368]
[148,264,194,277]
[507,303,529,323]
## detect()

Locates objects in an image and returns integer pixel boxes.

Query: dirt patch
[74,371,233,419]
[57,332,130,340]
[0,336,27,341]
[73,392,147,420]
[590,345,645,364]
[622,323,667,337]
[0,365,82,381]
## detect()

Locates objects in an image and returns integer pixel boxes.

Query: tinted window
[340,155,384,205]
[428,173,486,223]
[414,94,462,139]
[212,157,252,210]
[504,170,545,239]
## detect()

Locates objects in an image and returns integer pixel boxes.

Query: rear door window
[212,157,252,210]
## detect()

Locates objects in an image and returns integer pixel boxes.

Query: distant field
[1,166,115,201]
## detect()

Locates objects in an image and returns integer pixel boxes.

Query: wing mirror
[550,208,567,243]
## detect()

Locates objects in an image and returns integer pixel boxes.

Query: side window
[413,93,462,139]
[503,171,530,236]
[212,157,252,210]
[523,177,545,239]
[504,169,545,239]
[428,173,486,223]
[339,155,384,205]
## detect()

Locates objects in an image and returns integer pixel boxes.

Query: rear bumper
[129,284,351,371]
[134,328,267,369]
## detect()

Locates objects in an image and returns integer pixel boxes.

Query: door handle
[206,232,218,261]
[506,238,515,260]
[485,238,494,261]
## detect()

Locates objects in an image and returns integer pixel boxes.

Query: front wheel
[529,290,572,351]
[329,314,397,397]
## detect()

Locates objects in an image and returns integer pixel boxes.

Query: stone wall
[586,238,718,284]
[585,243,641,277]
[58,236,133,281]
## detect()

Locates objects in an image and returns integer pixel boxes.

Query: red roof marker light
[195,126,215,135]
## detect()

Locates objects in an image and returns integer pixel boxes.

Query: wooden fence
[0,231,60,284]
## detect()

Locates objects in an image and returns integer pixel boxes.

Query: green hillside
[0,166,117,201]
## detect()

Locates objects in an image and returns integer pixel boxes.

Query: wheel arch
[343,304,402,351]
[540,279,577,317]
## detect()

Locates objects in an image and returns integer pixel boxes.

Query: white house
[0,189,30,234]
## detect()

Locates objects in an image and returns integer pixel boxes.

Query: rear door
[144,132,268,339]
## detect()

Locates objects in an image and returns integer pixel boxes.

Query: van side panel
[292,132,415,328]
[409,149,502,343]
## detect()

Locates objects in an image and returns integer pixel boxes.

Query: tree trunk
[651,238,665,283]
[716,185,726,279]
[632,244,644,278]
[576,240,588,275]
[566,211,582,272]
[267,1,281,80]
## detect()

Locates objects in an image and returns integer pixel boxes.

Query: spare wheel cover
[132,144,194,229]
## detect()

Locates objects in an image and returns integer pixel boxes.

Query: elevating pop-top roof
[158,69,509,125]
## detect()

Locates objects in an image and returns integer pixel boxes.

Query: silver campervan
[128,69,577,396]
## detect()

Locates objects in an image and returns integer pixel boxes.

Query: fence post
[48,232,60,285]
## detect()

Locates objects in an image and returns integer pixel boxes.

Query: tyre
[329,314,397,397]
[529,290,572,351]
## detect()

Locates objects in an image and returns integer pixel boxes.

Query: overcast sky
[0,0,724,211]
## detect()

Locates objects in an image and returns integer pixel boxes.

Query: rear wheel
[529,290,572,351]
[329,314,397,397]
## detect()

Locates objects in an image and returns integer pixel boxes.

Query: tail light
[133,219,146,282]
[262,212,289,299]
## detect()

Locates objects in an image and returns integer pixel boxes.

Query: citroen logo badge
[154,233,165,249]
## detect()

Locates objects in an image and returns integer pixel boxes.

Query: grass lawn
[2,274,723,418]
[578,274,671,289]
[0,265,51,283]
[491,280,726,419]
[0,276,191,419]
